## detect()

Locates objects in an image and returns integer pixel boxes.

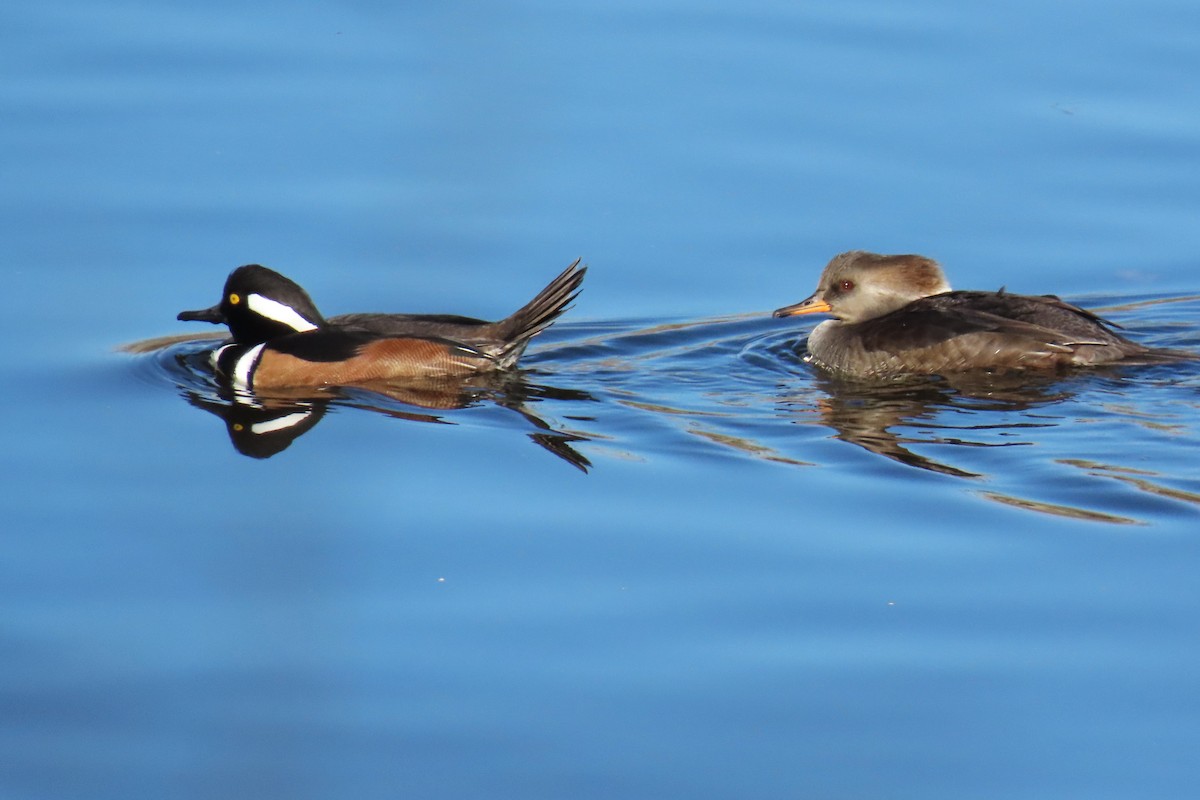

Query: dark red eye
[839,279,855,292]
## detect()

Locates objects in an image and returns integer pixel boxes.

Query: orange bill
[772,293,831,317]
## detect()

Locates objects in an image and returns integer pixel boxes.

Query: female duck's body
[774,251,1187,378]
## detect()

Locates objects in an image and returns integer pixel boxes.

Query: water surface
[4,1,1200,798]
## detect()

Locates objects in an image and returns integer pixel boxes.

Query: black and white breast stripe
[212,343,266,390]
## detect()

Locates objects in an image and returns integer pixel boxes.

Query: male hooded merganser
[178,260,585,390]
[773,250,1191,378]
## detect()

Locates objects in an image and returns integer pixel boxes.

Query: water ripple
[123,293,1200,524]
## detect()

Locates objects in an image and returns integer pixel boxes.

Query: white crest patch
[247,293,318,333]
[251,411,312,435]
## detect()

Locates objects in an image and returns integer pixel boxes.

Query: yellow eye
[232,423,244,432]
[229,293,241,305]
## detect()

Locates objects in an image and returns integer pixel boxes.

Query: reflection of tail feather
[529,432,592,473]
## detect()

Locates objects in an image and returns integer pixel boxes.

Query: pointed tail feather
[496,259,586,363]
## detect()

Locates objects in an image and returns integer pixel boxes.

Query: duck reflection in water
[178,350,595,469]
[778,370,1077,478]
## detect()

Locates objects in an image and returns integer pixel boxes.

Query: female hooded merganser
[773,250,1190,378]
[178,260,585,390]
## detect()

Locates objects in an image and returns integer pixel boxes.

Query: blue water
[4,1,1200,798]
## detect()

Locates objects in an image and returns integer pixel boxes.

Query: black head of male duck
[772,250,1189,378]
[178,260,586,390]
[178,264,325,343]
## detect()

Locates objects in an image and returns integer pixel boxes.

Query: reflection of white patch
[231,391,264,409]
[232,344,265,389]
[210,344,233,368]
[247,293,318,332]
[251,412,312,435]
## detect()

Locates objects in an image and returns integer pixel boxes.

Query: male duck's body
[773,251,1190,378]
[179,260,585,390]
